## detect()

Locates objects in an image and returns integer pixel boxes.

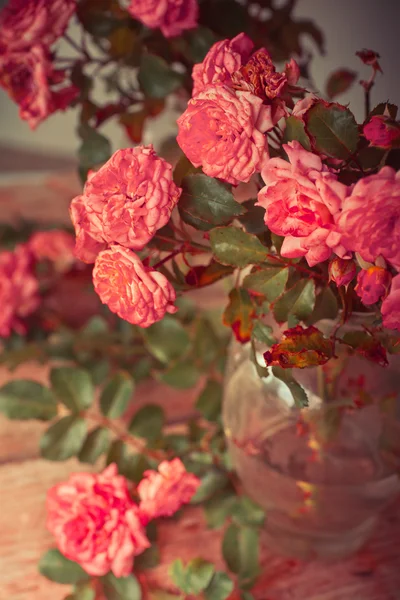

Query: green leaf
[39,549,89,584]
[169,559,191,594]
[223,288,255,343]
[196,379,222,422]
[0,380,56,421]
[158,362,200,389]
[251,322,275,346]
[78,427,110,464]
[179,174,244,231]
[50,367,93,412]
[191,468,229,504]
[40,416,87,461]
[169,559,215,595]
[102,573,141,600]
[77,124,112,181]
[205,572,234,600]
[231,496,265,528]
[243,267,289,302]
[222,524,240,573]
[129,404,164,442]
[186,26,218,62]
[203,491,236,529]
[138,54,183,99]
[135,544,160,570]
[370,102,398,119]
[272,367,309,408]
[210,227,267,268]
[305,101,359,159]
[143,316,190,363]
[306,286,338,325]
[100,371,134,418]
[66,582,96,600]
[237,527,260,589]
[106,440,151,482]
[283,116,311,150]
[273,280,316,324]
[238,199,270,235]
[193,318,220,366]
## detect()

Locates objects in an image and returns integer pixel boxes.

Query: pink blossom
[127,0,198,38]
[336,167,400,269]
[93,246,177,327]
[138,458,200,522]
[192,33,254,96]
[328,257,356,288]
[177,84,269,185]
[0,245,39,337]
[292,96,316,119]
[70,146,181,261]
[29,230,76,271]
[257,141,348,266]
[46,464,150,578]
[0,45,78,129]
[382,274,400,331]
[0,0,76,51]
[363,115,400,149]
[355,267,392,306]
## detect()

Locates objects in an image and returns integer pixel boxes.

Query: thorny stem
[152,245,185,269]
[265,253,327,281]
[365,86,371,120]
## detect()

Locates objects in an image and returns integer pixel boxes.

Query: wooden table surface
[0,165,400,600]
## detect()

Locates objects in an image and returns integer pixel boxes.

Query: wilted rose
[138,458,200,522]
[177,84,269,185]
[128,0,198,38]
[93,246,177,327]
[46,464,150,578]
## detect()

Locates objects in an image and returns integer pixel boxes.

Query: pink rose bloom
[138,458,200,522]
[192,33,254,96]
[46,464,150,578]
[29,230,76,271]
[177,84,270,185]
[257,141,348,266]
[0,0,76,51]
[128,0,198,38]
[0,45,78,129]
[0,245,39,337]
[355,267,392,306]
[363,115,400,149]
[336,167,400,269]
[93,246,177,327]
[382,274,400,331]
[328,257,356,288]
[70,146,181,262]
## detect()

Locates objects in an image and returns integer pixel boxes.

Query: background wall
[0,0,399,160]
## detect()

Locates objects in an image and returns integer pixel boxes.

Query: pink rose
[336,167,400,269]
[128,0,198,38]
[46,464,150,578]
[0,0,76,51]
[382,274,400,331]
[0,245,39,337]
[355,267,392,306]
[363,115,400,149]
[328,257,356,288]
[138,458,200,522]
[177,84,269,185]
[29,230,76,271]
[192,33,254,96]
[257,141,348,266]
[93,246,177,327]
[0,45,78,129]
[70,146,181,262]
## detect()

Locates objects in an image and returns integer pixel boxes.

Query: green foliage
[106,440,151,482]
[196,379,223,422]
[193,317,220,367]
[305,101,359,159]
[50,367,94,412]
[39,549,89,584]
[251,322,275,346]
[135,544,161,570]
[158,362,201,389]
[238,199,270,236]
[143,316,190,363]
[204,572,234,600]
[191,468,229,503]
[77,124,112,182]
[186,27,218,62]
[40,416,88,461]
[283,116,312,150]
[272,367,309,408]
[169,558,215,596]
[100,371,134,418]
[102,573,142,600]
[65,583,96,600]
[179,174,244,231]
[210,227,268,268]
[78,427,110,464]
[0,380,57,421]
[138,54,183,99]
[129,404,164,442]
[273,279,316,324]
[243,267,289,302]
[222,525,260,589]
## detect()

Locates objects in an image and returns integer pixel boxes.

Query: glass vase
[223,315,400,560]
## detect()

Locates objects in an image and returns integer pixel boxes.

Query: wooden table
[0,167,400,600]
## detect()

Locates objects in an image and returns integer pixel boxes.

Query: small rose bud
[328,257,357,288]
[355,266,392,306]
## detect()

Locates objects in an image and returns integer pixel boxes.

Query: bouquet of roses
[0,0,400,598]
